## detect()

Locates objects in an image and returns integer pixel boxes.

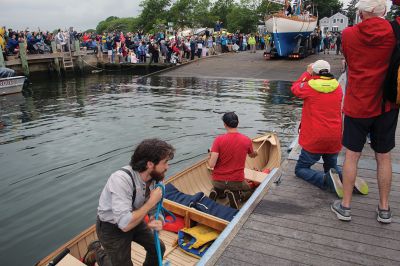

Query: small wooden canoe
[36,133,281,266]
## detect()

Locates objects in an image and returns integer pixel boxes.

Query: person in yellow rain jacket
[0,27,6,52]
[248,34,256,53]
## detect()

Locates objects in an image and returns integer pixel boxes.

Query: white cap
[356,0,387,15]
[312,60,331,74]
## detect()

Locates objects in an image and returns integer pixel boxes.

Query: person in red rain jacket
[291,60,345,198]
[331,0,398,224]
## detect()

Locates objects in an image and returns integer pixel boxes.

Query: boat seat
[56,254,86,266]
[244,168,269,183]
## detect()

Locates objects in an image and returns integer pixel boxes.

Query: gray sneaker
[331,200,351,221]
[377,206,392,224]
[325,169,343,198]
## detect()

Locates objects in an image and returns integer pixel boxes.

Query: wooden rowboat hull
[36,133,281,266]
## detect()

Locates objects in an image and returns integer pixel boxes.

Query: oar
[253,134,275,153]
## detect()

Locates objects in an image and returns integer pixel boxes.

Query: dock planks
[215,123,400,265]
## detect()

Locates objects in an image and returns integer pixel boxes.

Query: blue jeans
[295,149,341,190]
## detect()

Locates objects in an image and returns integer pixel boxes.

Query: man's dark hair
[130,139,175,172]
[222,112,239,128]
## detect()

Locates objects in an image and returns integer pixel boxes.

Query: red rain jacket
[291,72,343,154]
[342,17,397,118]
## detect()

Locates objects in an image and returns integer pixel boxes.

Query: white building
[319,13,349,34]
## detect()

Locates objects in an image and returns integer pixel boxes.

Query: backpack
[383,20,400,104]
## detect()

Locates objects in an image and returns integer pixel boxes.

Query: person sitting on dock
[291,60,363,198]
[207,112,258,209]
[6,34,18,55]
[94,139,175,266]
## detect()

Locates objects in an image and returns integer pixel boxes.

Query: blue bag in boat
[165,184,238,221]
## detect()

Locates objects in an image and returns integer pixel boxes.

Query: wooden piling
[0,46,5,67]
[74,40,83,72]
[51,41,61,75]
[19,42,29,76]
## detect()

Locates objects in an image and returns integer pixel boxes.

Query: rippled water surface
[0,73,302,265]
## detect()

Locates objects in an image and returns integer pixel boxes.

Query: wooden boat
[265,0,318,57]
[0,76,26,96]
[36,133,281,266]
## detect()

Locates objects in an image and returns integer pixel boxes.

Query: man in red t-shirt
[207,112,258,209]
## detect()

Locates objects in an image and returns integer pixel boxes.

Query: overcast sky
[0,0,393,32]
[1,0,142,31]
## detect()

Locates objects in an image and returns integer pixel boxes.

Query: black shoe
[225,190,238,209]
[209,189,217,201]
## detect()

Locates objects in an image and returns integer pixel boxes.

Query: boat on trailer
[35,133,281,266]
[265,0,318,58]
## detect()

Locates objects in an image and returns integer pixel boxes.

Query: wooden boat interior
[36,133,280,266]
[165,133,281,207]
[36,204,228,266]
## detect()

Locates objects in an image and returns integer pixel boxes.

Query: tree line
[97,0,398,34]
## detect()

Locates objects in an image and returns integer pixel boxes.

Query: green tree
[95,17,139,34]
[303,0,343,19]
[192,0,218,28]
[96,16,119,33]
[108,18,139,32]
[386,4,400,21]
[210,0,235,29]
[344,0,358,25]
[257,0,284,17]
[226,5,258,33]
[168,0,196,29]
[105,16,119,22]
[138,0,171,32]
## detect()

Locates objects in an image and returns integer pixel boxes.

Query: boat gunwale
[34,225,96,266]
[197,168,280,266]
[265,12,318,23]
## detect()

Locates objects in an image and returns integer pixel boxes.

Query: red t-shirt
[211,132,253,182]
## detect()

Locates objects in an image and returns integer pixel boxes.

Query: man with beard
[91,139,175,266]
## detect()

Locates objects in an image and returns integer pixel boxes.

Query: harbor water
[0,73,302,265]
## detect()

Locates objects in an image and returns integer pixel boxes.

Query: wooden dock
[0,42,173,76]
[207,124,400,265]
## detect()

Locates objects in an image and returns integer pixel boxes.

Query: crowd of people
[0,25,271,65]
[0,27,54,57]
[87,29,270,64]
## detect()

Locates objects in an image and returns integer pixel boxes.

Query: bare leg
[341,149,361,208]
[375,152,392,210]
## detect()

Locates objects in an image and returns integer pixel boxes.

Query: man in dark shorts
[331,0,399,224]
